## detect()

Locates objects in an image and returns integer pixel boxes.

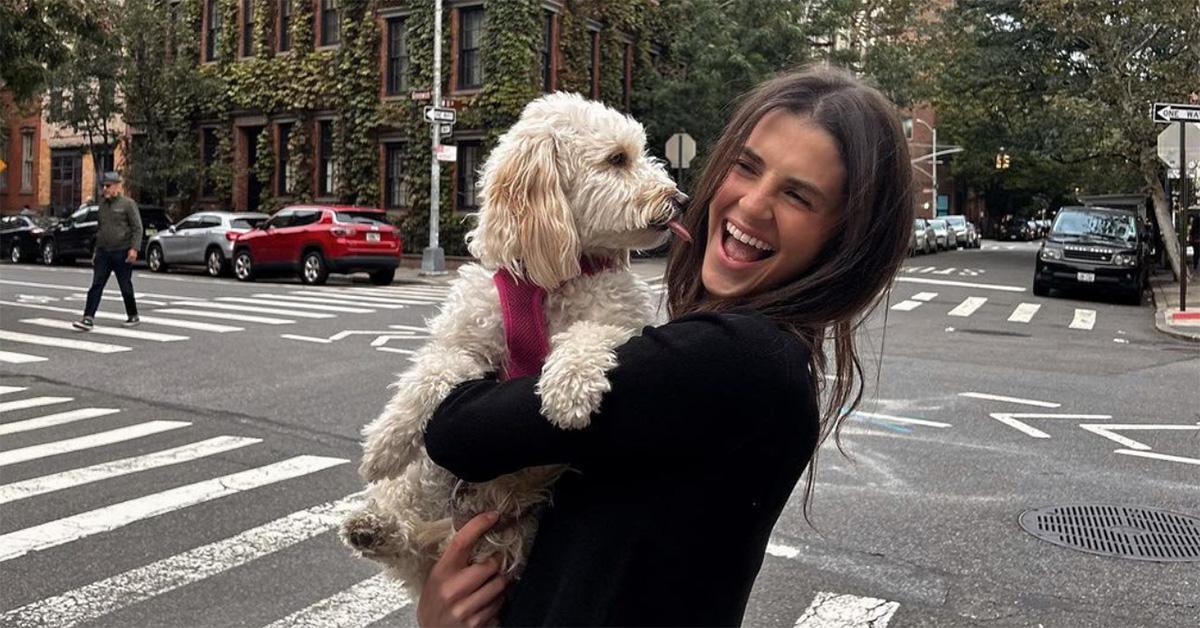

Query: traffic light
[995,149,1011,170]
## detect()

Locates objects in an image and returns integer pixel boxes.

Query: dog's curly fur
[342,92,683,597]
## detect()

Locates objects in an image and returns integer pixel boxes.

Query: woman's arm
[425,311,813,482]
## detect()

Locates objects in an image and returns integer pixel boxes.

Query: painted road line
[0,436,261,505]
[895,277,1025,292]
[1069,308,1097,330]
[1078,423,1200,451]
[152,308,294,325]
[0,396,73,414]
[377,347,417,356]
[73,294,167,307]
[0,421,190,467]
[890,300,923,311]
[958,392,1060,408]
[290,289,430,306]
[0,351,48,364]
[0,301,243,332]
[794,591,900,628]
[279,334,334,344]
[0,454,347,562]
[1007,302,1041,323]
[338,287,447,301]
[19,318,189,342]
[0,279,192,301]
[911,292,938,302]
[948,297,988,317]
[220,296,375,313]
[852,411,951,429]
[1114,449,1200,467]
[910,266,936,273]
[167,301,334,319]
[988,413,1111,439]
[0,408,121,436]
[766,542,801,559]
[0,493,364,628]
[0,386,30,395]
[262,573,411,628]
[254,292,408,309]
[932,267,957,275]
[0,330,131,354]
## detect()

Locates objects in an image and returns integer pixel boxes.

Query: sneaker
[122,316,141,328]
[72,317,94,331]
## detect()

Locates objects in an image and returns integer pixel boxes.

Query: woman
[417,64,914,627]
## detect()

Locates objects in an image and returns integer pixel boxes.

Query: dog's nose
[672,192,689,210]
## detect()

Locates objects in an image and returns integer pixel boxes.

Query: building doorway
[241,125,265,212]
[50,149,83,215]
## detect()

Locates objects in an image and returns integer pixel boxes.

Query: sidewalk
[1149,265,1200,342]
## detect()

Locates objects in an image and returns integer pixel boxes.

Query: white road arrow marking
[1114,449,1200,466]
[989,413,1111,438]
[959,392,1060,408]
[1078,423,1200,451]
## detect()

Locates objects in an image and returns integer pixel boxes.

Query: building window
[318,120,336,197]
[455,141,480,212]
[457,7,483,90]
[385,17,408,96]
[201,128,218,197]
[384,143,408,209]
[0,133,7,193]
[540,11,554,92]
[622,41,633,111]
[205,0,221,62]
[277,122,294,195]
[92,147,115,198]
[278,0,292,51]
[20,130,34,193]
[241,0,255,56]
[320,0,339,46]
[589,30,600,99]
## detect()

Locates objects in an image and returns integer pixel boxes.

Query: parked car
[911,218,936,255]
[965,221,982,248]
[1034,205,1147,304]
[1,214,57,263]
[928,218,957,250]
[231,205,402,285]
[943,215,974,249]
[997,217,1032,241]
[147,211,269,276]
[39,203,171,265]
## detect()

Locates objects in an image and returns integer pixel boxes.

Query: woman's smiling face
[701,110,846,299]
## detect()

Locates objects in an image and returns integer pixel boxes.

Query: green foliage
[0,0,107,102]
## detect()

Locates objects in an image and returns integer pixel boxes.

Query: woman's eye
[786,191,811,208]
[734,160,755,174]
[607,152,628,167]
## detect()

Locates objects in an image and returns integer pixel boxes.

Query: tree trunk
[1143,154,1181,280]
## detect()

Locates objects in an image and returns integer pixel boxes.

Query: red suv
[231,205,402,285]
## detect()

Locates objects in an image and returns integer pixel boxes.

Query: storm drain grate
[1019,505,1200,562]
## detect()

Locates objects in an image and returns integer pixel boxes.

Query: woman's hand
[417,511,510,628]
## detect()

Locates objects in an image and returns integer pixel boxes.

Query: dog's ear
[470,133,579,289]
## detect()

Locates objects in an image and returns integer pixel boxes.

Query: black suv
[1034,206,1147,304]
[40,204,171,265]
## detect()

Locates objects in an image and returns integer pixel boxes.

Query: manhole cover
[1019,505,1200,562]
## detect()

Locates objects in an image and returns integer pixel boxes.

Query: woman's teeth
[725,221,774,252]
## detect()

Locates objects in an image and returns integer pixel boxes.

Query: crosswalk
[0,279,453,365]
[889,290,1105,332]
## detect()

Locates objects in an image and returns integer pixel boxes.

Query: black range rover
[1034,205,1147,304]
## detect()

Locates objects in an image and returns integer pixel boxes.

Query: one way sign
[1152,102,1200,124]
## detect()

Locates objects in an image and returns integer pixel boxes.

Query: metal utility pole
[421,0,446,275]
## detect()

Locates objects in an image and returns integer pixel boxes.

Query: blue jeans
[84,248,138,318]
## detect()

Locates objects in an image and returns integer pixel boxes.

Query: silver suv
[146,211,269,276]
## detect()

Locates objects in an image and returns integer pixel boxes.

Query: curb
[1149,278,1200,343]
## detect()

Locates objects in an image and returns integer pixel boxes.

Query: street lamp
[907,117,938,218]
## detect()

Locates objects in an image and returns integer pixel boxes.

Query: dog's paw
[341,508,392,557]
[537,350,615,430]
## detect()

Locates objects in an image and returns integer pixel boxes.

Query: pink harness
[493,257,612,380]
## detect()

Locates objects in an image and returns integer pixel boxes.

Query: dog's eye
[606,152,628,168]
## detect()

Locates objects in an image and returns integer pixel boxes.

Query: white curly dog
[341,92,688,598]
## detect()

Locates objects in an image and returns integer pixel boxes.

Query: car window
[200,216,222,228]
[0,217,14,229]
[290,210,321,227]
[265,212,293,229]
[1052,211,1137,243]
[946,216,965,226]
[334,210,387,225]
[175,219,200,231]
[230,217,266,229]
[70,207,90,221]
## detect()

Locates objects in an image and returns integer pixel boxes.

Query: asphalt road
[0,240,1196,627]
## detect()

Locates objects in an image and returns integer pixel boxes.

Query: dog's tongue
[667,219,692,243]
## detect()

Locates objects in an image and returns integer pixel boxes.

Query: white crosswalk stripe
[1069,308,1097,330]
[167,300,335,319]
[258,292,409,309]
[0,396,73,414]
[0,420,190,467]
[911,292,938,302]
[0,407,120,436]
[0,350,47,364]
[0,455,347,562]
[223,296,377,313]
[0,329,132,353]
[0,435,261,504]
[1,300,243,332]
[795,591,900,627]
[890,300,923,311]
[948,297,987,317]
[0,386,30,395]
[19,317,189,342]
[292,289,432,306]
[152,308,294,325]
[262,573,411,628]
[1007,303,1041,323]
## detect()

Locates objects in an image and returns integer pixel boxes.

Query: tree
[0,0,105,102]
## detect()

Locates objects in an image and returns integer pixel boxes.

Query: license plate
[1077,272,1095,283]
[366,233,380,242]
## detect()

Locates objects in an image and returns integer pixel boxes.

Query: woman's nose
[737,182,774,218]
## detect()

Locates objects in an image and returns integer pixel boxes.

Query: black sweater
[425,310,820,627]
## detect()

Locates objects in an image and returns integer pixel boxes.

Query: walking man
[73,172,142,330]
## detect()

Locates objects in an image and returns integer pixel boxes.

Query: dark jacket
[426,309,821,627]
[95,195,143,252]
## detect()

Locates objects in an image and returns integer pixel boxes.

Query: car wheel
[370,268,395,286]
[205,248,226,277]
[1033,279,1049,297]
[147,244,167,272]
[233,250,255,281]
[9,245,22,264]
[41,239,57,265]
[300,251,329,285]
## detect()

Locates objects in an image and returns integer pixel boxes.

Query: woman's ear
[469,134,580,289]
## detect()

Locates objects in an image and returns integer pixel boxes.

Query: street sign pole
[421,0,446,275]
[1181,120,1188,310]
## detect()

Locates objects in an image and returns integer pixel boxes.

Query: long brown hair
[665,64,914,515]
